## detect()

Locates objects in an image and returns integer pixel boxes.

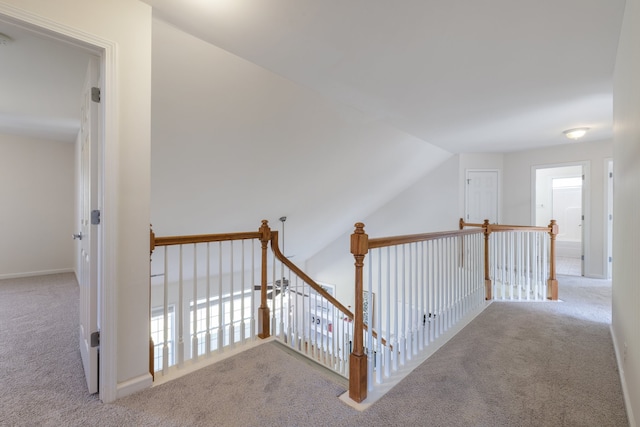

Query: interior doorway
[0,10,106,398]
[534,164,585,276]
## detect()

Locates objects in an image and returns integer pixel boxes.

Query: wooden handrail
[368,228,482,249]
[460,218,553,233]
[270,230,353,318]
[152,231,263,248]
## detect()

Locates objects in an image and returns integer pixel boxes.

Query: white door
[465,170,499,224]
[77,57,100,394]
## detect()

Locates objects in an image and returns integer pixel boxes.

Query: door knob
[73,233,83,240]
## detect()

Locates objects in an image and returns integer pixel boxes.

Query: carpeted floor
[0,273,628,426]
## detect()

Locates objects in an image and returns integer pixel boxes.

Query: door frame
[0,5,118,402]
[532,161,590,277]
[605,158,614,279]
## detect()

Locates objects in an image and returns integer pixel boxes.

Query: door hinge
[609,256,613,263]
[91,331,100,347]
[91,87,101,103]
[91,210,101,225]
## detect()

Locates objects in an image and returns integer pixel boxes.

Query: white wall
[0,0,152,402]
[612,0,640,423]
[305,155,459,306]
[502,139,612,278]
[0,133,74,278]
[150,18,451,264]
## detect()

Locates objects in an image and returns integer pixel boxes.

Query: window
[150,305,175,372]
[190,290,253,357]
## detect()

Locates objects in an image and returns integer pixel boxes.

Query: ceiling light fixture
[563,127,590,140]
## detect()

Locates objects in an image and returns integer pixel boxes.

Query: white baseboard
[0,268,74,280]
[116,373,154,400]
[610,325,636,427]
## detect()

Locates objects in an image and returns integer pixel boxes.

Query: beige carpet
[0,273,628,426]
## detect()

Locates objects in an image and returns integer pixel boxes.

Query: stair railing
[349,223,486,403]
[149,220,356,382]
[267,230,355,377]
[149,222,273,378]
[459,219,559,301]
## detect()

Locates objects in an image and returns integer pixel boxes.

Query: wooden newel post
[547,219,559,300]
[349,222,368,403]
[483,219,492,300]
[149,227,156,381]
[258,220,271,338]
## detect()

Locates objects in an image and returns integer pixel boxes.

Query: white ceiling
[0,20,93,143]
[0,1,625,149]
[143,0,625,153]
[0,2,627,264]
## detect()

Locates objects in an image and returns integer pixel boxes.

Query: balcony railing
[459,219,559,301]
[149,217,558,404]
[149,221,353,382]
[348,224,487,402]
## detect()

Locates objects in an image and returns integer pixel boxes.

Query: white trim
[0,269,75,280]
[531,161,590,276]
[611,325,636,427]
[116,373,153,400]
[0,4,119,403]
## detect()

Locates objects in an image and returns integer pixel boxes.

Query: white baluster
[205,243,211,356]
[163,247,169,374]
[376,248,383,384]
[192,243,198,361]
[367,254,374,391]
[392,246,399,372]
[178,245,184,367]
[250,239,255,340]
[384,246,391,378]
[218,242,223,352]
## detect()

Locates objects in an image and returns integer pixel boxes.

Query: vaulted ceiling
[0,1,627,261]
[142,0,626,153]
[0,2,625,148]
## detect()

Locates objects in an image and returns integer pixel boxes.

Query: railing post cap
[351,223,368,256]
[259,220,271,242]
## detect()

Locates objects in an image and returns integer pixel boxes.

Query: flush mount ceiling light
[563,127,590,140]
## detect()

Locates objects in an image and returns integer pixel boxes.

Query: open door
[534,164,585,276]
[76,57,100,394]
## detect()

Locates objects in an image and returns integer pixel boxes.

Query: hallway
[0,273,627,426]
